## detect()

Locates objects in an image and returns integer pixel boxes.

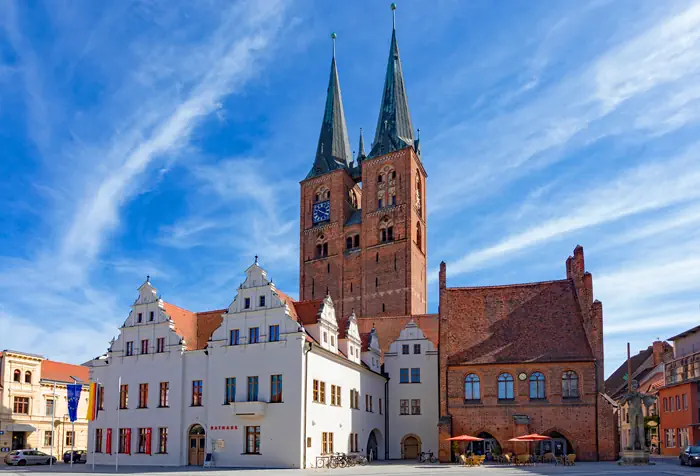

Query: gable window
[192,380,203,406]
[259,295,265,307]
[414,344,421,354]
[24,371,31,384]
[330,335,335,347]
[244,297,251,309]
[156,337,165,353]
[249,327,260,344]
[225,378,236,404]
[159,382,169,407]
[119,384,128,409]
[141,339,149,355]
[411,368,421,383]
[400,399,409,415]
[137,312,143,323]
[149,311,154,322]
[400,368,409,383]
[529,372,546,399]
[271,375,283,403]
[269,325,280,342]
[126,341,134,356]
[402,344,409,355]
[498,373,514,400]
[247,376,259,402]
[562,371,579,399]
[230,329,240,345]
[138,383,148,408]
[13,369,20,382]
[465,374,481,401]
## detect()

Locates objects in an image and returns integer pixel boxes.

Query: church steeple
[307,33,353,179]
[357,127,366,161]
[369,3,416,158]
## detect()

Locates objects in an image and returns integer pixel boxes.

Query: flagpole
[92,380,99,473]
[50,381,56,467]
[71,377,77,470]
[116,376,121,473]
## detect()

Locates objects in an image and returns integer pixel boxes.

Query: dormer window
[330,336,335,347]
[137,313,143,323]
[259,296,265,307]
[323,332,328,343]
[244,298,251,309]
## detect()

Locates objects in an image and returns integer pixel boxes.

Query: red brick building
[298,15,615,463]
[436,247,616,461]
[658,325,700,456]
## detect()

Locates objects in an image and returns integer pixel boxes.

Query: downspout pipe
[302,341,311,468]
[384,374,389,460]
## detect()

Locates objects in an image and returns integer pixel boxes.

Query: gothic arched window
[498,373,514,400]
[562,371,579,399]
[416,222,422,251]
[529,372,546,399]
[380,217,394,243]
[465,374,480,401]
[316,234,328,258]
[415,173,422,215]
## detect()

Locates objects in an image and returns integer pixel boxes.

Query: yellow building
[0,350,90,458]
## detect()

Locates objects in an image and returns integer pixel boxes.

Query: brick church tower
[299,18,427,320]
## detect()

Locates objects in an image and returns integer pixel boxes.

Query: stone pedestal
[618,449,651,465]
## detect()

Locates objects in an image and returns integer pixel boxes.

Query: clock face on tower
[312,200,331,224]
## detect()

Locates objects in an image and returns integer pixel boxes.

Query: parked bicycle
[418,450,438,463]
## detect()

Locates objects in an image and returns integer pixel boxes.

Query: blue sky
[1,0,700,376]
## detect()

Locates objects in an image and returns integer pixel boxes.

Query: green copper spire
[369,3,416,158]
[307,33,353,179]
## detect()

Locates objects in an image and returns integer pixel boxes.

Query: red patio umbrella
[446,435,484,441]
[509,434,551,442]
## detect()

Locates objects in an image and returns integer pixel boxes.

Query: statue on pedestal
[619,380,656,451]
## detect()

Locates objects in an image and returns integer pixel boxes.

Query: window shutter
[106,429,112,455]
[145,428,152,455]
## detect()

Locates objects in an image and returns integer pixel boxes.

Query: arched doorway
[402,435,421,459]
[367,431,378,461]
[539,431,575,457]
[473,432,501,461]
[187,424,206,466]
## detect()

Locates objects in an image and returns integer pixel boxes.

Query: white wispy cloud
[438,144,700,279]
[0,0,292,364]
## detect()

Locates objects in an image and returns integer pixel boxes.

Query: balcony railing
[665,350,700,385]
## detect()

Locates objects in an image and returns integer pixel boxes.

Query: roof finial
[417,128,420,140]
[391,3,397,30]
[331,32,336,58]
[146,274,150,282]
[254,255,258,264]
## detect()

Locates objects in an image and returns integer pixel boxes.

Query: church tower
[300,8,427,319]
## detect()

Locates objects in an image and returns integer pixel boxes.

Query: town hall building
[87,6,615,467]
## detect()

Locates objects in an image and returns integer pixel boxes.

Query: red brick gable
[357,314,439,354]
[443,280,593,365]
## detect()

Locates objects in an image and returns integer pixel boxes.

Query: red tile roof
[357,314,439,354]
[195,309,226,350]
[41,360,89,384]
[293,299,324,326]
[442,280,594,365]
[274,289,299,322]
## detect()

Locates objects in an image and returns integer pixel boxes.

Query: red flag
[106,429,112,455]
[145,428,152,455]
[125,428,131,455]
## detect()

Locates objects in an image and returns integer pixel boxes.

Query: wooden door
[403,437,420,459]
[188,435,205,465]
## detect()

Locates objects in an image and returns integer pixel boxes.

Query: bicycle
[352,454,369,466]
[418,450,438,463]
